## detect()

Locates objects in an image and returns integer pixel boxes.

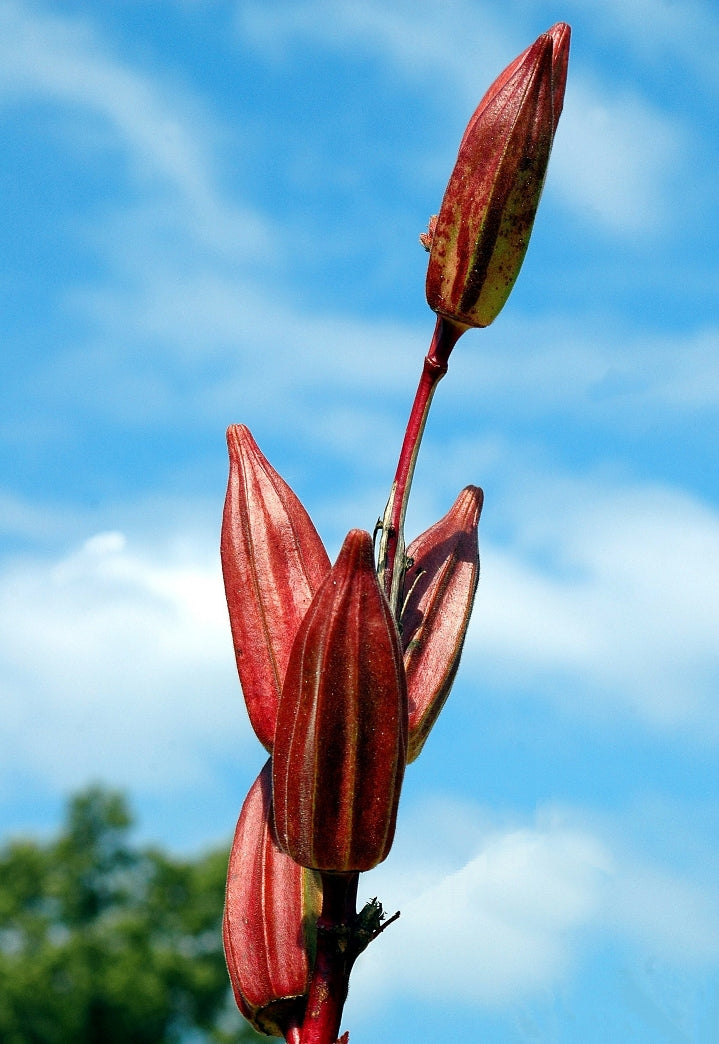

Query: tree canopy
[0,786,265,1044]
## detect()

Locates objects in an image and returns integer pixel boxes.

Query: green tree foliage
[0,786,265,1044]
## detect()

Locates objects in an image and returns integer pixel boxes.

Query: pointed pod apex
[221,425,331,750]
[224,760,321,1038]
[545,22,571,131]
[426,23,571,329]
[401,486,483,762]
[273,529,408,872]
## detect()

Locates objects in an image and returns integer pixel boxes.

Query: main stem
[377,315,465,616]
[299,872,359,1044]
[298,318,464,1044]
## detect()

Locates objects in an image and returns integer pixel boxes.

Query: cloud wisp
[0,527,246,797]
[347,798,719,1013]
[236,0,689,239]
[0,0,271,258]
[468,476,719,735]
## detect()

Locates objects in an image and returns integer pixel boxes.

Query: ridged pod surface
[401,486,483,762]
[426,23,570,328]
[221,425,330,750]
[273,529,408,872]
[223,759,321,1038]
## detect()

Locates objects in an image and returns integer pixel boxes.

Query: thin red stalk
[299,873,359,1044]
[296,318,463,1043]
[377,316,465,615]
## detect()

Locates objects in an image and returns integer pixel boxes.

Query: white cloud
[58,266,426,452]
[237,0,510,80]
[367,826,607,1004]
[55,255,719,451]
[425,316,719,422]
[466,476,719,734]
[551,78,685,236]
[0,527,248,796]
[1,4,706,455]
[347,799,719,1013]
[237,0,689,238]
[0,0,270,257]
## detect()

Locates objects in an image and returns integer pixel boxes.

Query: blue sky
[1,0,718,1040]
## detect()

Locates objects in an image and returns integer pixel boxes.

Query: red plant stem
[299,872,360,1044]
[297,317,464,1044]
[377,315,465,615]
